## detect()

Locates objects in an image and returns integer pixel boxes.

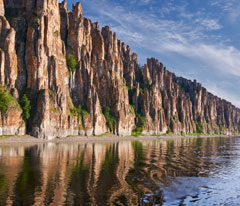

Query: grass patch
[66,135,79,138]
[96,132,107,137]
[151,134,168,137]
[186,133,201,136]
[0,135,13,139]
[151,134,161,137]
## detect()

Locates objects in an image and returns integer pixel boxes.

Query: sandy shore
[0,134,236,145]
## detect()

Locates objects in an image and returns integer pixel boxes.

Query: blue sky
[60,0,240,107]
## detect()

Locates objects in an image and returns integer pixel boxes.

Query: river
[0,136,239,205]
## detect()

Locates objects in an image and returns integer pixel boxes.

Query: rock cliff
[0,0,239,139]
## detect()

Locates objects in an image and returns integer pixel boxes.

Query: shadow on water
[0,136,239,205]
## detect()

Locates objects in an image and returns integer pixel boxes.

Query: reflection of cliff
[109,142,138,205]
[13,146,43,205]
[0,147,24,205]
[0,137,236,205]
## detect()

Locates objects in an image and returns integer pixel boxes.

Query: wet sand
[0,134,236,145]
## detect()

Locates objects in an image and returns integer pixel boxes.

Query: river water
[0,136,240,205]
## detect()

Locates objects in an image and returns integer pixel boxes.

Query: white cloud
[195,18,222,30]
[209,0,240,23]
[161,43,240,77]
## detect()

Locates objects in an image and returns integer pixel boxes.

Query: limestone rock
[0,0,4,16]
[0,92,25,136]
[0,0,238,139]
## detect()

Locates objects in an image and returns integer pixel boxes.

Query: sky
[60,0,240,107]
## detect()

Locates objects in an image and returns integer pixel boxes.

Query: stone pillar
[0,0,4,16]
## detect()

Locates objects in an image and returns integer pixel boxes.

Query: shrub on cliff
[70,105,89,118]
[131,114,146,136]
[137,114,146,128]
[195,121,203,134]
[67,54,77,72]
[104,107,116,133]
[0,89,15,112]
[20,94,31,120]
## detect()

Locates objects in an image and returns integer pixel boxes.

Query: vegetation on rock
[195,121,203,134]
[20,94,31,120]
[67,54,77,72]
[103,107,116,133]
[0,89,16,112]
[132,113,146,137]
[70,105,89,118]
[129,104,135,115]
[127,86,136,105]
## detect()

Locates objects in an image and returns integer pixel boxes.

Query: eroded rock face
[0,0,239,139]
[0,92,25,135]
[0,108,25,136]
[0,0,4,16]
[0,16,18,88]
[0,5,24,135]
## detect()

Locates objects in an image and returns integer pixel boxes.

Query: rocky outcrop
[0,0,239,139]
[0,106,25,136]
[0,0,4,16]
[0,2,24,135]
[136,58,240,135]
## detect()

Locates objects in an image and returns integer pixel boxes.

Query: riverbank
[0,134,236,145]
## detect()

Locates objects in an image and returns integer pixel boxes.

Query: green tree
[0,90,14,112]
[20,94,31,120]
[67,54,77,72]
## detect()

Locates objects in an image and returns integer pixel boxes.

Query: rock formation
[0,0,239,139]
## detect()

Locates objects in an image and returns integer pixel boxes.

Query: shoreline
[0,134,237,145]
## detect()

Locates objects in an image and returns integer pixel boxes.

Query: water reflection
[0,137,239,205]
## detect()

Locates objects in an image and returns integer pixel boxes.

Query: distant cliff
[0,0,239,139]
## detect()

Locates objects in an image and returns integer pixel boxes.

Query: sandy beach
[0,134,236,145]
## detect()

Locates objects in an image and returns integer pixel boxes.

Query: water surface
[0,136,240,205]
